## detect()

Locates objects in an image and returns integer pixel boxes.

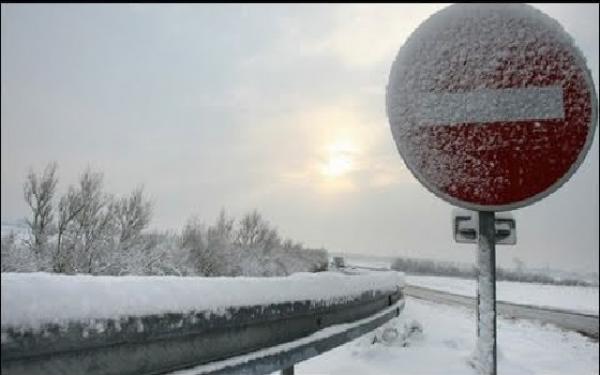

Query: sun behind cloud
[320,140,357,178]
[272,104,412,194]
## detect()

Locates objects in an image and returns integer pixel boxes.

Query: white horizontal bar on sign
[414,86,565,126]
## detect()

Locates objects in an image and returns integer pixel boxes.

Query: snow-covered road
[406,275,599,315]
[405,284,599,339]
[293,297,599,375]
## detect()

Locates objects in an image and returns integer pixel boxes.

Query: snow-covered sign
[386,4,598,211]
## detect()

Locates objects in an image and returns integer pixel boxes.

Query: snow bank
[1,271,404,330]
[295,298,599,375]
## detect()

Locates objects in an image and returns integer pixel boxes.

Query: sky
[1,4,598,273]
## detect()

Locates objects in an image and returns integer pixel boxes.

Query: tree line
[391,256,592,286]
[1,163,328,276]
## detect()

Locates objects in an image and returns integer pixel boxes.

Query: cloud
[237,4,449,70]
[1,4,597,272]
[307,4,449,68]
[226,94,414,203]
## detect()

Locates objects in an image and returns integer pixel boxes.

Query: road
[405,284,599,339]
[340,265,599,340]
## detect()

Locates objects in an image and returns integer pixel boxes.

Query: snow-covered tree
[1,231,38,272]
[180,216,211,275]
[235,210,279,249]
[23,162,57,255]
[182,209,236,276]
[112,186,152,249]
[8,163,331,277]
[54,185,85,272]
[54,169,116,274]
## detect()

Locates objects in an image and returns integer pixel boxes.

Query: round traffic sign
[386,4,597,211]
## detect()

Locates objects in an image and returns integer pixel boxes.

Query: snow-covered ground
[406,275,599,315]
[294,297,599,375]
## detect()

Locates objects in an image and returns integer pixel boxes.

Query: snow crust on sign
[0,271,403,330]
[386,4,596,209]
[406,275,599,315]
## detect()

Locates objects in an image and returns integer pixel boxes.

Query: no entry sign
[386,4,597,211]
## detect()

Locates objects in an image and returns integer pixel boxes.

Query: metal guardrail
[405,285,599,339]
[183,302,405,375]
[2,284,404,375]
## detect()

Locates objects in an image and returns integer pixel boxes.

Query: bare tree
[204,209,236,276]
[54,186,86,272]
[180,216,210,275]
[181,209,236,276]
[261,228,281,254]
[1,230,42,272]
[235,210,280,251]
[15,162,331,277]
[53,168,116,274]
[23,162,58,254]
[208,209,234,244]
[71,169,115,273]
[112,186,152,248]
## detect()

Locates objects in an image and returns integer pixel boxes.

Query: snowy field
[406,275,599,315]
[293,297,599,375]
[0,222,29,243]
[340,255,599,314]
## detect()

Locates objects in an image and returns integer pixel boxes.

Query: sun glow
[320,140,357,178]
[322,154,352,177]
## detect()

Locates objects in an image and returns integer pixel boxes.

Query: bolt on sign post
[386,4,597,375]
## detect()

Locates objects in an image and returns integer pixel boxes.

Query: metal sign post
[476,211,497,375]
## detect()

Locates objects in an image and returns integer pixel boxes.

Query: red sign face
[386,4,597,211]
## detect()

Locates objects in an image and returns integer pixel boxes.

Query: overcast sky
[1,4,598,273]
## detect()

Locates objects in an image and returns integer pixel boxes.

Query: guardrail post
[281,365,294,375]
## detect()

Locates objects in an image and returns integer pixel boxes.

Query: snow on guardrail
[1,271,404,331]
